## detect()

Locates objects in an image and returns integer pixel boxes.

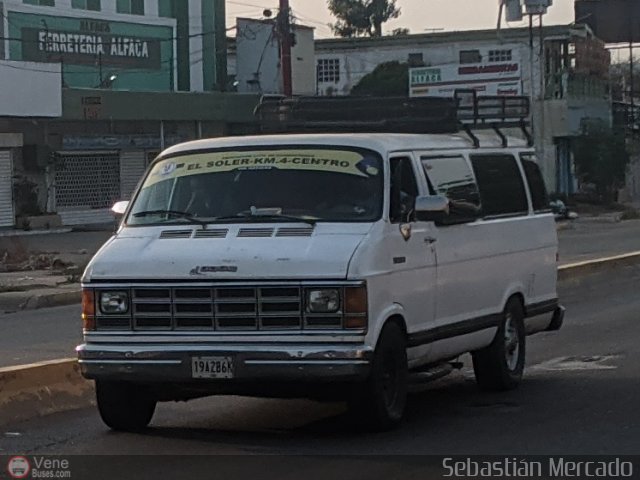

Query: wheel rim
[381,350,400,409]
[504,313,520,371]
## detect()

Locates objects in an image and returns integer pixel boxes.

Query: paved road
[558,219,640,264]
[1,265,639,463]
[0,305,81,366]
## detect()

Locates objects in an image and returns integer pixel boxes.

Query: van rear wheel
[348,322,408,431]
[472,298,526,391]
[96,381,156,432]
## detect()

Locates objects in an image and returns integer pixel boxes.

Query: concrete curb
[558,251,640,282]
[0,288,81,313]
[2,251,640,426]
[21,290,82,310]
[0,359,94,427]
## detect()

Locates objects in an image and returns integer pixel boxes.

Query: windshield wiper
[132,210,210,227]
[212,212,317,226]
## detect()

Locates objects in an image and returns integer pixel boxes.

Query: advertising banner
[410,62,522,98]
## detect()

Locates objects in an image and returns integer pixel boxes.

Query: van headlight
[306,289,340,313]
[99,291,129,314]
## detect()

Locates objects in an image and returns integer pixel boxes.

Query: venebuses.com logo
[7,456,30,479]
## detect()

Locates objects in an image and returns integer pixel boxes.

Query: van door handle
[424,236,437,244]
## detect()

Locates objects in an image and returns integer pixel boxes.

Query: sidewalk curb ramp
[2,252,640,427]
[0,359,93,427]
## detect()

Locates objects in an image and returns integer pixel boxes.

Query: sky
[225,0,576,39]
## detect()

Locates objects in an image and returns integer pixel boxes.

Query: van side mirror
[112,201,129,216]
[415,195,449,223]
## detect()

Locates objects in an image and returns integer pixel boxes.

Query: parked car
[77,96,564,431]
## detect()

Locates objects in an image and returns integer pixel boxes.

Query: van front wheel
[472,298,526,391]
[348,322,408,431]
[96,381,157,432]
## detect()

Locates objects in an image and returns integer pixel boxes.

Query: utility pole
[278,0,293,97]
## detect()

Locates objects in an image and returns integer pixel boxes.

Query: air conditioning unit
[524,0,552,15]
[505,0,523,22]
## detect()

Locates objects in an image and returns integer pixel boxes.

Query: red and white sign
[7,456,30,479]
[410,62,522,98]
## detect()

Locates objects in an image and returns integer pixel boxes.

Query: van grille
[95,286,345,331]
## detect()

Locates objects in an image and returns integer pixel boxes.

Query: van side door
[413,153,485,359]
[383,155,437,364]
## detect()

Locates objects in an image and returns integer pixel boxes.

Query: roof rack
[454,90,532,148]
[254,90,532,147]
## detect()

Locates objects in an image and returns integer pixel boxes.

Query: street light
[95,74,118,89]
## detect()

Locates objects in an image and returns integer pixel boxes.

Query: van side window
[470,154,528,218]
[520,154,551,213]
[389,157,419,223]
[420,155,481,224]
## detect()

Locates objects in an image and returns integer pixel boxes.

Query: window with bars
[488,49,513,62]
[72,0,100,10]
[317,58,341,84]
[117,0,144,15]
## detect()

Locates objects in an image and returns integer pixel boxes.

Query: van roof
[162,132,532,158]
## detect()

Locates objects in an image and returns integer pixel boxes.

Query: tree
[328,0,401,37]
[573,120,630,203]
[351,61,408,96]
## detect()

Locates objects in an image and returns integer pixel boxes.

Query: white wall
[291,27,315,96]
[235,18,315,96]
[236,19,280,94]
[315,40,542,99]
[0,60,62,117]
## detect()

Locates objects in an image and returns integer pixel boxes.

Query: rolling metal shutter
[119,151,147,200]
[54,152,120,209]
[0,150,15,228]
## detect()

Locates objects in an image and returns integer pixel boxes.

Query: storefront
[6,11,175,91]
[52,134,180,225]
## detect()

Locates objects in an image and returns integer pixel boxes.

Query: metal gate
[0,150,15,228]
[119,151,147,200]
[54,152,120,209]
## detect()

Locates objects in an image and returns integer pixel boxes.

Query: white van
[77,96,564,431]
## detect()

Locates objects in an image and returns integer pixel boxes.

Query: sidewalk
[1,219,640,313]
[0,229,113,313]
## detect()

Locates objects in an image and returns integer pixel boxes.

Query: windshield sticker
[146,150,380,186]
[160,162,177,176]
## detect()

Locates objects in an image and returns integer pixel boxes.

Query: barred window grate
[317,58,341,84]
[55,153,121,209]
[488,49,513,62]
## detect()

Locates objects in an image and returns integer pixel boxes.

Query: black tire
[472,298,526,391]
[96,381,157,432]
[349,322,408,431]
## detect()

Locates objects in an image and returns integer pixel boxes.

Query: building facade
[0,1,260,229]
[234,18,315,96]
[315,25,611,194]
[1,0,227,92]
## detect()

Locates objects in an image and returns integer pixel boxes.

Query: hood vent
[237,228,275,238]
[160,229,193,239]
[276,227,314,237]
[194,228,229,239]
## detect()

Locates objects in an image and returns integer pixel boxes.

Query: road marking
[531,355,619,372]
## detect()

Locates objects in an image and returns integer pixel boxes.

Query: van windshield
[127,147,384,225]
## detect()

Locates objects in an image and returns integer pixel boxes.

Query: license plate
[191,356,234,379]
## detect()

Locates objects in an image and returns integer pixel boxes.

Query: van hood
[83,224,372,282]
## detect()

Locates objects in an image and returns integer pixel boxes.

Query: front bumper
[76,342,373,383]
